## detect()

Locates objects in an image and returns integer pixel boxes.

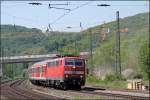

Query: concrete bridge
[0,52,90,64]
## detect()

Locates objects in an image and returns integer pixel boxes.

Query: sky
[1,1,149,32]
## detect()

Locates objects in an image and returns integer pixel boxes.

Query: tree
[139,41,150,79]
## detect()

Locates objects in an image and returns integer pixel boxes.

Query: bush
[133,74,143,79]
[105,74,126,82]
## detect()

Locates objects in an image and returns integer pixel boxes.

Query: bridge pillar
[0,63,3,77]
[11,64,14,79]
[23,62,29,69]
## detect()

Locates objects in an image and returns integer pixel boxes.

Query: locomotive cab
[63,57,86,88]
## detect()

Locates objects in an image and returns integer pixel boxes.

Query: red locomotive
[28,55,87,90]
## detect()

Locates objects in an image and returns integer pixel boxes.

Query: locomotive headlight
[80,75,83,78]
[65,75,68,78]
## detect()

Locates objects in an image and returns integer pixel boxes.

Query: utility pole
[148,7,150,97]
[116,11,121,75]
[74,39,77,55]
[89,28,93,74]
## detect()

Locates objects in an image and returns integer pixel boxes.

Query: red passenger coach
[28,56,87,90]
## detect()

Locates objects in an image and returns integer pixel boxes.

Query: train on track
[28,55,87,90]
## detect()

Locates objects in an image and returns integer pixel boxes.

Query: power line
[50,12,70,25]
[70,1,92,11]
[2,1,148,32]
[48,3,71,11]
[50,1,92,25]
[2,11,110,32]
[2,2,148,7]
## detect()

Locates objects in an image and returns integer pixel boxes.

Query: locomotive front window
[65,59,83,66]
[65,60,74,66]
[75,60,82,66]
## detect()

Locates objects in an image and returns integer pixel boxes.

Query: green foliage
[139,41,150,79]
[2,63,25,79]
[93,41,115,68]
[86,75,127,89]
[92,12,149,77]
[58,45,80,56]
[105,74,126,82]
[0,24,42,33]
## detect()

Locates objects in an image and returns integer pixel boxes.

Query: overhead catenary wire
[2,1,148,7]
[52,20,103,32]
[50,1,92,25]
[2,1,148,32]
[49,6,71,11]
[2,11,111,32]
[48,3,71,11]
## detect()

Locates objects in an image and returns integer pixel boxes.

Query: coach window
[42,67,43,72]
[40,67,42,73]
[42,67,44,72]
[51,61,54,67]
[32,68,34,73]
[55,61,58,66]
[52,61,55,67]
[36,68,38,73]
[35,68,37,73]
[34,68,36,73]
[53,61,56,66]
[60,60,62,65]
[42,67,45,72]
[54,61,56,66]
[48,62,52,67]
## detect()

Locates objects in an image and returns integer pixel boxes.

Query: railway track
[1,79,64,100]
[79,87,149,100]
[86,85,149,94]
[81,86,150,99]
[26,79,150,99]
[1,79,149,99]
